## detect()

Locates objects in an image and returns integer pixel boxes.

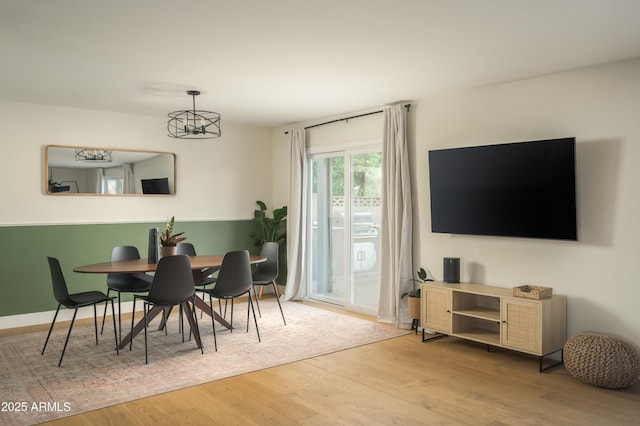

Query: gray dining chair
[252,242,286,325]
[100,246,152,343]
[42,257,119,367]
[130,254,203,364]
[203,250,260,351]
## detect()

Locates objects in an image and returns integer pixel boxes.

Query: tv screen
[141,177,170,194]
[428,137,577,241]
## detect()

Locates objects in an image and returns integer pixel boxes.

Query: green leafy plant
[251,201,287,249]
[160,216,187,247]
[401,267,432,299]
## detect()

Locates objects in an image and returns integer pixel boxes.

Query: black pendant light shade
[167,90,221,139]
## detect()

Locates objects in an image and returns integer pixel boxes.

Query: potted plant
[250,201,287,249]
[159,216,187,257]
[402,267,432,322]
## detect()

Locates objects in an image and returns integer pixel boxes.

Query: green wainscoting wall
[0,220,256,317]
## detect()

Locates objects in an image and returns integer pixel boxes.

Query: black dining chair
[177,242,218,320]
[176,242,217,289]
[100,246,152,343]
[203,250,260,351]
[130,254,203,364]
[42,257,119,367]
[252,242,286,325]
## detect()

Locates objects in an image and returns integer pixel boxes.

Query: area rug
[0,301,408,425]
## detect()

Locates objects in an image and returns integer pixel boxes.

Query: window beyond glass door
[308,152,381,313]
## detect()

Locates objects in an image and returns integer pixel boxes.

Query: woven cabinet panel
[503,301,540,353]
[425,289,451,332]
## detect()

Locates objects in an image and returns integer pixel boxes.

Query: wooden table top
[74,254,266,274]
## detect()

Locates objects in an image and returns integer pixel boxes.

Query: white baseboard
[0,301,136,330]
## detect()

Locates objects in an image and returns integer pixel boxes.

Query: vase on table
[160,246,178,258]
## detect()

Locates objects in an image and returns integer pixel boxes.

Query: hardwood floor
[13,301,640,425]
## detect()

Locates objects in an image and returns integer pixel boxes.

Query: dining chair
[177,242,218,320]
[176,242,217,289]
[203,250,260,351]
[251,242,286,325]
[130,254,203,364]
[42,257,119,367]
[100,246,152,343]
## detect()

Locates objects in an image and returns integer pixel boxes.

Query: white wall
[272,58,640,347]
[0,101,273,225]
[412,58,640,347]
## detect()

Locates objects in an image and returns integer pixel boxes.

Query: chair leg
[93,302,99,345]
[110,299,119,356]
[42,304,61,356]
[130,296,137,351]
[272,280,281,298]
[248,296,261,343]
[100,288,112,335]
[272,282,286,325]
[179,304,185,343]
[245,295,250,332]
[58,308,79,367]
[230,299,234,333]
[144,302,149,364]
[117,291,122,344]
[219,299,228,319]
[252,285,262,317]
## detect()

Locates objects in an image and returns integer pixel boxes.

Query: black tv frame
[141,177,170,195]
[428,137,577,241]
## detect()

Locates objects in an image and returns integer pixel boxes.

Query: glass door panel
[309,156,344,304]
[349,152,381,310]
[308,151,381,313]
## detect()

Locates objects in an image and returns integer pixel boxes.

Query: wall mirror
[45,145,176,195]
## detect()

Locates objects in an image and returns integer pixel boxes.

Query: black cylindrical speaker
[443,257,460,283]
[148,228,159,264]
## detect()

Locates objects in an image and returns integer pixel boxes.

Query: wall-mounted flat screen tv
[141,177,170,194]
[428,137,577,241]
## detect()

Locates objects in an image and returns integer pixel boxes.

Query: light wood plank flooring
[8,301,639,425]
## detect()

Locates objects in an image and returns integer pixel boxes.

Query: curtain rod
[285,103,411,134]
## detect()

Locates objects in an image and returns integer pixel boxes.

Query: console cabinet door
[422,286,452,333]
[501,298,541,354]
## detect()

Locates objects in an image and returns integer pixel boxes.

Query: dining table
[74,254,266,350]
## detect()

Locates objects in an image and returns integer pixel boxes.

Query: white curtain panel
[283,128,308,301]
[96,168,105,194]
[123,163,135,194]
[378,104,413,327]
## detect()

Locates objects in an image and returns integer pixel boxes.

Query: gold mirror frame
[45,145,176,196]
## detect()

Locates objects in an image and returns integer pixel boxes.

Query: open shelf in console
[451,291,501,345]
[452,292,500,320]
[452,313,501,345]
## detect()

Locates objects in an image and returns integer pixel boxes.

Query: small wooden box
[513,285,552,300]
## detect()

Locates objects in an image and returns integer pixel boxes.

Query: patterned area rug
[0,301,407,425]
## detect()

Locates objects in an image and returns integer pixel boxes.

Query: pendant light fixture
[75,148,113,162]
[167,90,221,139]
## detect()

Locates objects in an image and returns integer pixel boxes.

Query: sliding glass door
[308,150,381,313]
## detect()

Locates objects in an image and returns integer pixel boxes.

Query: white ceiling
[2,0,640,128]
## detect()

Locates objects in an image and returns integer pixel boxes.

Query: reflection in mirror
[46,145,176,195]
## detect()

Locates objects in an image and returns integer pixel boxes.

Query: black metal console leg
[422,329,449,343]
[539,349,564,373]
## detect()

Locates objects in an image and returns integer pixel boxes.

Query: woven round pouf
[564,333,640,389]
